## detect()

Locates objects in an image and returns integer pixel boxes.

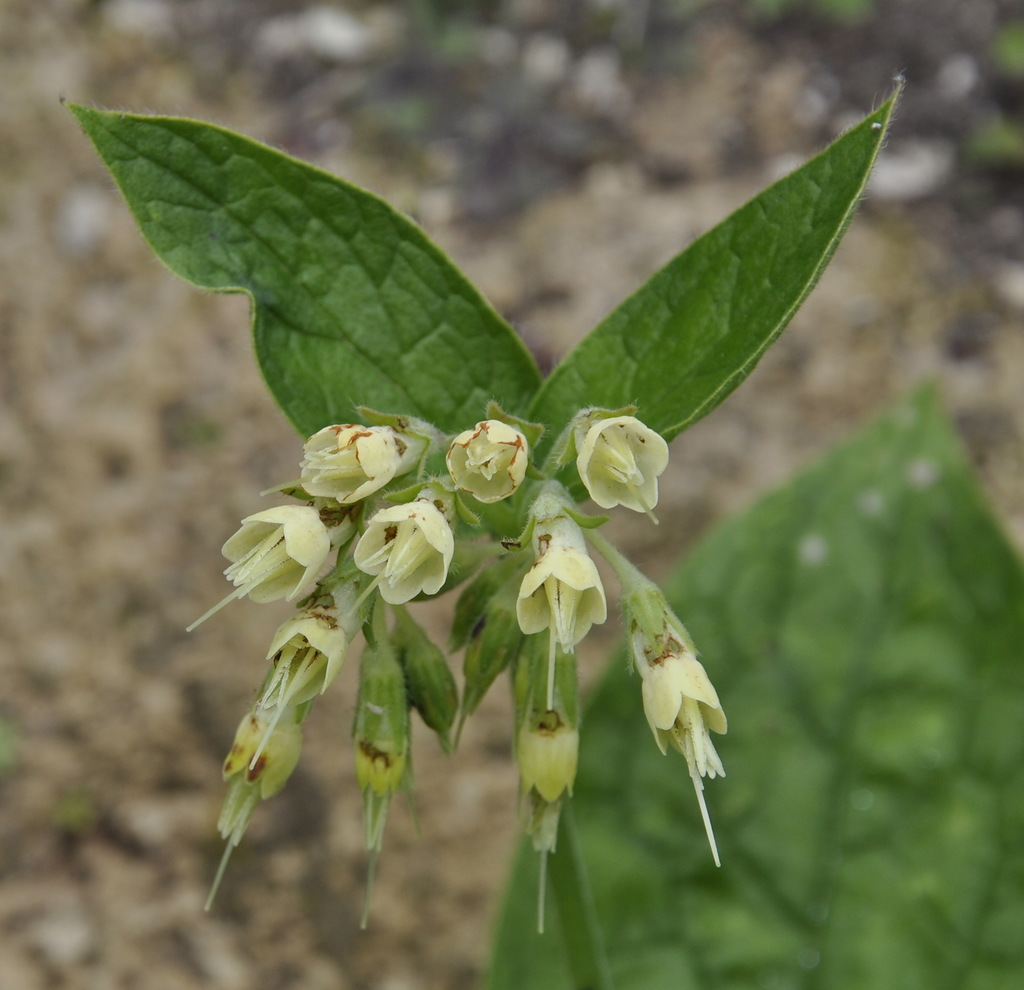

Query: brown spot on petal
[246,753,267,782]
[359,739,395,774]
[536,711,565,735]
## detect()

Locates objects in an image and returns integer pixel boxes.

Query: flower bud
[459,586,524,728]
[222,505,331,604]
[576,414,668,515]
[353,646,410,798]
[300,424,422,503]
[393,609,458,753]
[446,419,528,503]
[353,497,454,604]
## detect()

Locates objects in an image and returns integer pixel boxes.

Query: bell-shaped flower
[206,709,304,909]
[260,603,352,711]
[576,415,669,515]
[190,506,333,631]
[300,424,420,503]
[353,498,454,605]
[632,628,727,865]
[517,710,579,803]
[221,710,303,800]
[516,514,607,651]
[446,419,529,503]
[633,632,727,743]
[222,505,331,604]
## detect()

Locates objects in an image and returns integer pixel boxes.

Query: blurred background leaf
[488,386,1024,989]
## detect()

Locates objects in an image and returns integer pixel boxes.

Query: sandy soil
[1,1,1021,988]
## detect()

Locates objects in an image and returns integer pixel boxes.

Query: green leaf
[487,386,1024,989]
[529,85,902,455]
[68,104,542,436]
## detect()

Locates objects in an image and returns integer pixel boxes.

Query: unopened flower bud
[393,609,458,753]
[459,585,524,728]
[576,414,668,515]
[353,497,454,604]
[300,424,422,503]
[353,646,410,798]
[446,419,528,503]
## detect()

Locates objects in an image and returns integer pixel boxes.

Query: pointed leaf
[529,85,901,452]
[68,104,542,436]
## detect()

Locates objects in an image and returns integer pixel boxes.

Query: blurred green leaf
[487,386,1024,989]
[529,86,901,458]
[994,22,1024,78]
[68,104,542,437]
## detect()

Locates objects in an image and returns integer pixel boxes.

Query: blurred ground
[1,1,1022,988]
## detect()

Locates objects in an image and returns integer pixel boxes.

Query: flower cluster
[190,406,725,924]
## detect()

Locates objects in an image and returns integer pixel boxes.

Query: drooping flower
[517,709,579,803]
[446,419,529,503]
[516,514,607,651]
[353,498,454,604]
[221,505,331,603]
[190,505,332,629]
[260,602,352,710]
[207,708,304,910]
[631,627,727,865]
[576,414,669,516]
[221,709,304,801]
[300,424,421,503]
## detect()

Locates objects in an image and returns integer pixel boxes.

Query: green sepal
[453,492,482,528]
[484,400,547,452]
[461,597,526,727]
[562,507,610,530]
[393,608,459,754]
[449,551,525,649]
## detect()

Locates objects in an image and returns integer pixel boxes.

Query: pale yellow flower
[353,499,454,604]
[576,415,668,515]
[300,424,417,503]
[517,711,579,803]
[221,505,331,604]
[632,629,727,864]
[446,419,529,503]
[516,514,607,651]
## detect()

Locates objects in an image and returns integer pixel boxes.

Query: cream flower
[222,505,331,604]
[300,424,416,503]
[353,499,454,604]
[516,514,607,650]
[632,629,727,865]
[517,711,579,803]
[576,415,669,515]
[261,604,351,710]
[221,711,303,799]
[446,419,529,503]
